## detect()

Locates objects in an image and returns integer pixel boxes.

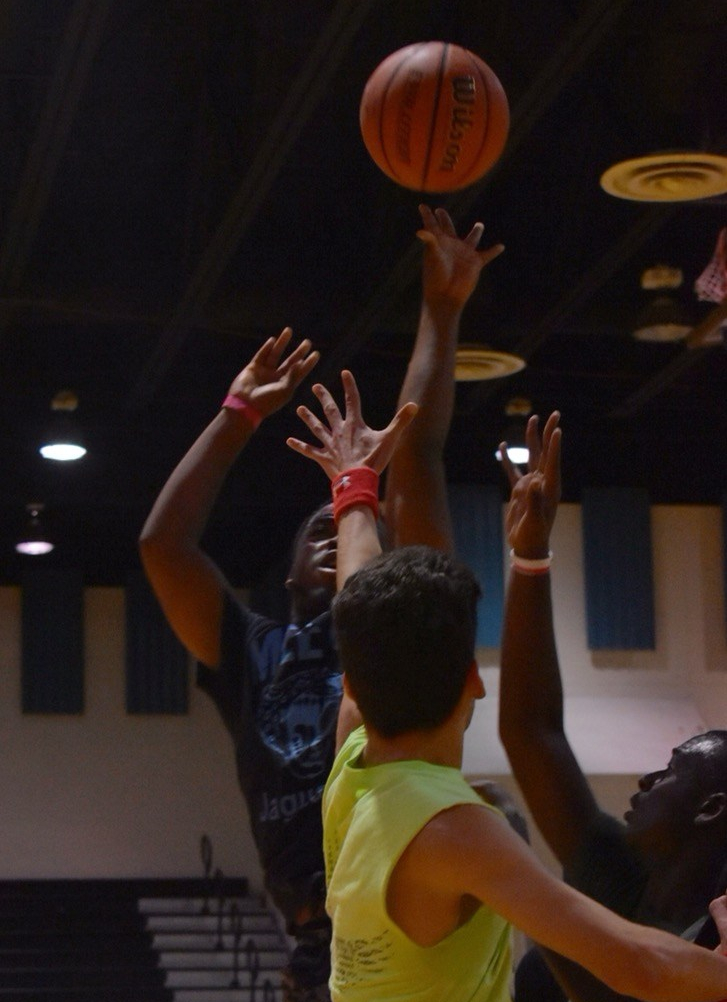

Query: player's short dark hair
[333,545,480,737]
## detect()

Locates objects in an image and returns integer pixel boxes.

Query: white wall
[0,504,725,881]
[463,503,726,875]
[0,587,261,886]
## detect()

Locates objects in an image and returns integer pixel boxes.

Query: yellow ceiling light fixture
[633,263,693,342]
[454,345,525,381]
[600,152,727,203]
[640,264,684,291]
[40,390,87,461]
[632,295,694,343]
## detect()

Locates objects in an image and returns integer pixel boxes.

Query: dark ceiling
[2,0,726,586]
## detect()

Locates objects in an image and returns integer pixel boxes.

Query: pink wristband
[510,549,553,575]
[331,467,379,524]
[221,394,263,430]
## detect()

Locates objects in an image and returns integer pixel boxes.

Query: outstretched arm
[413,803,727,1002]
[139,328,319,667]
[384,204,504,552]
[396,805,727,1002]
[288,369,417,747]
[498,413,601,867]
[535,894,727,1002]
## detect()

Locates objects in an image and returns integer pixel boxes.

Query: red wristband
[221,394,263,430]
[331,467,379,524]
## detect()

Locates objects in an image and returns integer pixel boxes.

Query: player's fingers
[295,404,330,443]
[478,242,505,266]
[340,370,363,421]
[499,444,521,488]
[386,400,419,436]
[434,207,457,236]
[525,415,542,471]
[311,382,342,427]
[286,437,327,464]
[284,350,320,387]
[277,337,312,372]
[465,222,485,246]
[418,203,437,228]
[266,327,293,364]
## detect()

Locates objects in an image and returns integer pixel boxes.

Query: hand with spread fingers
[287,369,418,482]
[226,326,320,420]
[417,203,504,310]
[500,411,562,560]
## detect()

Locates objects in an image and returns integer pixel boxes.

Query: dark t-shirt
[196,594,342,921]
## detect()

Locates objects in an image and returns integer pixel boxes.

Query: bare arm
[288,369,418,749]
[401,804,727,1001]
[384,205,504,552]
[139,329,319,666]
[524,890,727,1002]
[532,889,727,1002]
[498,413,601,865]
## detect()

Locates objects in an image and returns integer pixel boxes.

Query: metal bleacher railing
[137,834,288,1001]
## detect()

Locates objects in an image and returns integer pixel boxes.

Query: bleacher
[0,873,288,1001]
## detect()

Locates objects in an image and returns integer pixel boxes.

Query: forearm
[540,948,640,1002]
[525,882,727,1001]
[499,569,564,742]
[336,506,381,590]
[615,923,727,1001]
[385,300,461,551]
[395,299,461,443]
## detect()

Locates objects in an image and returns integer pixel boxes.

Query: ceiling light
[494,398,532,465]
[632,295,693,343]
[16,503,54,556]
[39,390,87,461]
[495,440,529,465]
[454,345,525,381]
[640,265,683,291]
[600,152,727,203]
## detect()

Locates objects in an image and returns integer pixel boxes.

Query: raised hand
[227,327,319,419]
[417,204,504,310]
[286,370,418,481]
[500,411,561,559]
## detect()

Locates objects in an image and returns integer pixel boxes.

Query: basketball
[359,41,509,193]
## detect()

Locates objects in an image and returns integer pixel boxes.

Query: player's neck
[640,841,727,928]
[363,720,464,770]
[289,588,331,626]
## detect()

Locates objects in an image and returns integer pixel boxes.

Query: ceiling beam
[609,297,727,418]
[0,0,114,291]
[128,0,377,411]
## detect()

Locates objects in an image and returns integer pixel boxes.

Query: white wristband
[510,549,553,575]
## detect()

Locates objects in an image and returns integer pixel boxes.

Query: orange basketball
[359,41,509,193]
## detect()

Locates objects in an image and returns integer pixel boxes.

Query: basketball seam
[377,43,427,186]
[421,42,448,191]
[456,50,494,188]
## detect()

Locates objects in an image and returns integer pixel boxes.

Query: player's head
[624,730,727,859]
[286,503,338,622]
[286,502,391,624]
[333,545,482,737]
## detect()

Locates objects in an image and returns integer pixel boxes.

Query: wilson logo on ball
[360,41,510,193]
